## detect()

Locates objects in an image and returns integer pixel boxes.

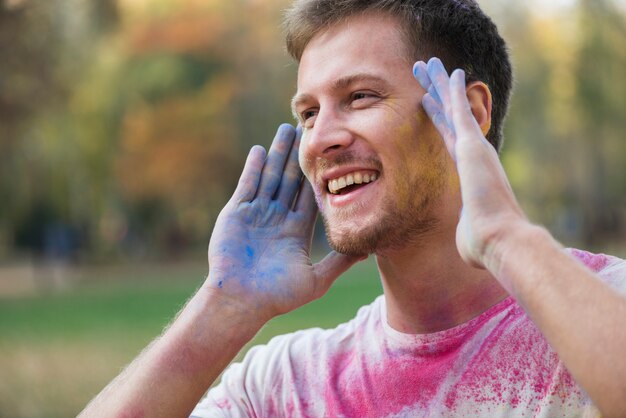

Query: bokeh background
[1,0,625,416]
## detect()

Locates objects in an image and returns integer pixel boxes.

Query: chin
[323,207,440,257]
[324,221,377,257]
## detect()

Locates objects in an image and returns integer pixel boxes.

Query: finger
[450,69,513,190]
[412,61,431,91]
[287,179,318,251]
[256,124,297,199]
[427,57,453,123]
[231,145,267,203]
[414,60,443,105]
[275,126,304,208]
[422,94,457,159]
[427,84,442,106]
[294,179,318,224]
[312,251,367,299]
[422,94,455,139]
[449,69,483,142]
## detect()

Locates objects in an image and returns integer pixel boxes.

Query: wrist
[192,283,269,343]
[483,221,555,292]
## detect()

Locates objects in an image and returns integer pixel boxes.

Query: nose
[302,106,355,158]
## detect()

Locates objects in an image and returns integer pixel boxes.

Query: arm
[414,59,626,417]
[79,124,362,417]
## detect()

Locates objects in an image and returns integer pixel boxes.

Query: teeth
[327,170,379,194]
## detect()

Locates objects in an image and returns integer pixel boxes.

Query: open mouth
[327,170,379,195]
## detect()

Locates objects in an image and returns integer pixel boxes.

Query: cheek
[298,138,312,180]
[387,111,449,197]
[393,105,444,160]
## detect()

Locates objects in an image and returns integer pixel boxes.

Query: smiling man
[294,15,451,257]
[80,1,626,417]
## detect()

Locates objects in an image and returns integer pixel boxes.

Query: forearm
[79,283,264,418]
[488,224,626,417]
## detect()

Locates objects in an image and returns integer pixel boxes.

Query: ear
[466,81,492,137]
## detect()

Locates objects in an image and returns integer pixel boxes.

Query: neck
[375,226,508,335]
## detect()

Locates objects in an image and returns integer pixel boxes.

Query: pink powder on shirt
[445,303,579,413]
[250,249,613,416]
[319,297,580,416]
[266,376,312,417]
[322,302,502,416]
[570,249,611,272]
[214,398,231,410]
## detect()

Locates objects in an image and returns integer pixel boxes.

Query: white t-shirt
[191,250,626,417]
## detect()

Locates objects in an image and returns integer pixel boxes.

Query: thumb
[312,251,367,298]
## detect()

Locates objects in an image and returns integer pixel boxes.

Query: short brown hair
[284,0,513,151]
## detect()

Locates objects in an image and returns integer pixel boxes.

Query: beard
[320,157,447,257]
[310,142,448,256]
[322,192,439,257]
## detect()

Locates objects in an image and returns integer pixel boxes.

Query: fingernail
[427,57,445,74]
[278,123,295,136]
[412,61,424,76]
[412,62,430,88]
[451,69,466,88]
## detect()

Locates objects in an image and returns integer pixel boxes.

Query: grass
[0,257,382,418]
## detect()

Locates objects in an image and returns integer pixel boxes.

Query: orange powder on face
[387,108,450,214]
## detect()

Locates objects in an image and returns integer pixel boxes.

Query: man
[80,0,626,417]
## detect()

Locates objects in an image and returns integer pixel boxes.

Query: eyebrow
[290,73,390,118]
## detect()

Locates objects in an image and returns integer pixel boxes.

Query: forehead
[296,13,411,96]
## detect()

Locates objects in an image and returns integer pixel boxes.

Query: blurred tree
[2,0,624,261]
[105,0,294,256]
[574,0,626,246]
[0,0,298,260]
[493,0,626,250]
[0,0,120,259]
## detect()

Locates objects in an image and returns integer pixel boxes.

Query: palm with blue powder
[207,124,363,322]
[412,58,527,272]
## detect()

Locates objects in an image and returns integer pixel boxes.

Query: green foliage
[0,258,381,341]
[123,54,218,103]
[493,0,626,252]
[0,259,381,417]
[1,0,624,261]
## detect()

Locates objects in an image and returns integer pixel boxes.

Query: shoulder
[192,296,384,416]
[568,248,626,293]
[248,294,384,365]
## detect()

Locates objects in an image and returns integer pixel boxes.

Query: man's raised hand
[206,124,362,324]
[413,58,528,273]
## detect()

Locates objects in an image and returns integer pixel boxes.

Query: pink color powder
[214,398,231,410]
[249,249,617,416]
[315,298,581,416]
[569,249,611,272]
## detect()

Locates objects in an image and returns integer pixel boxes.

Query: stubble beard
[322,178,443,257]
[313,148,448,257]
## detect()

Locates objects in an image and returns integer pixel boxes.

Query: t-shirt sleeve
[189,332,296,418]
[568,248,626,295]
[188,300,373,418]
[189,362,252,418]
[598,255,626,296]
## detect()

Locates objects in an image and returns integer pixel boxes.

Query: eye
[350,91,380,108]
[301,109,318,120]
[352,92,372,101]
[299,108,318,128]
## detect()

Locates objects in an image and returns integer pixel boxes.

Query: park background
[1,0,625,416]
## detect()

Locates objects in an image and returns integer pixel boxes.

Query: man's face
[294,13,453,256]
